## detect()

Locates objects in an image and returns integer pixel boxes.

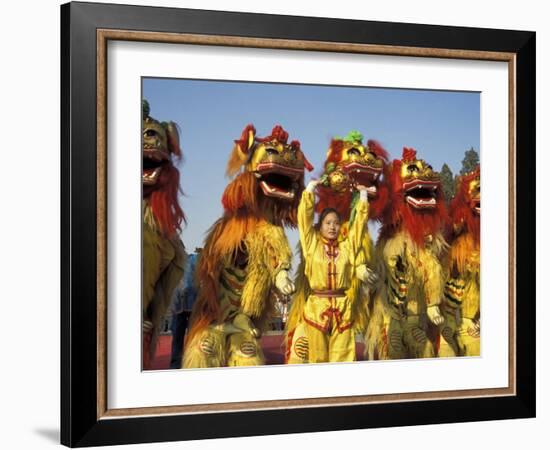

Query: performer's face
[320,212,341,241]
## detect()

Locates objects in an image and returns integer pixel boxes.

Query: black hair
[315,208,342,230]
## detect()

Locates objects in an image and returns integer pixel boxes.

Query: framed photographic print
[61,1,535,447]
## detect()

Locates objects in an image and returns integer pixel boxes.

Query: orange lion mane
[380,148,448,245]
[187,214,262,342]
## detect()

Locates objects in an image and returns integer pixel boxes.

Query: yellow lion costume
[439,166,480,357]
[375,147,448,359]
[141,100,186,368]
[183,124,312,368]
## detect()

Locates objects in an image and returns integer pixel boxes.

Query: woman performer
[295,179,371,363]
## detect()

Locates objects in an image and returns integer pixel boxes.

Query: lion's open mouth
[256,162,302,200]
[342,162,382,198]
[403,179,439,209]
[142,148,169,185]
[471,198,481,215]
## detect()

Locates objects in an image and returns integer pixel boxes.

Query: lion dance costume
[286,131,389,363]
[439,166,480,357]
[142,100,186,368]
[183,124,312,368]
[376,147,448,359]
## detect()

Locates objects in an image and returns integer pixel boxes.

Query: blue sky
[143,78,479,257]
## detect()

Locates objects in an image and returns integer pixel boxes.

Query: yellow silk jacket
[298,190,368,333]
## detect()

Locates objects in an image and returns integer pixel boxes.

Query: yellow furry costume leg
[387,317,407,359]
[458,318,480,356]
[439,312,479,357]
[439,308,461,357]
[403,316,434,359]
[388,316,434,359]
[364,293,390,360]
[226,332,265,366]
[182,327,226,368]
[287,321,310,364]
[410,318,434,358]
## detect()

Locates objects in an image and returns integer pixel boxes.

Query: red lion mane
[144,124,186,239]
[148,164,186,238]
[448,166,480,244]
[380,149,448,245]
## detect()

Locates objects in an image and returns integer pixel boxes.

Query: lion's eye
[266,148,278,155]
[144,129,157,137]
[407,164,419,173]
[348,148,360,156]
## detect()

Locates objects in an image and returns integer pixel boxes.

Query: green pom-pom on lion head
[344,130,363,143]
[333,130,364,143]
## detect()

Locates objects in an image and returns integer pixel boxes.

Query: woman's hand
[306,179,321,193]
[355,184,369,201]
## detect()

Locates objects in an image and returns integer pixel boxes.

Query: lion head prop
[381,147,447,245]
[142,99,185,238]
[315,130,389,222]
[222,124,313,226]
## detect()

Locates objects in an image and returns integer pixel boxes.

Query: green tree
[460,147,480,175]
[440,163,455,204]
[142,99,150,119]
